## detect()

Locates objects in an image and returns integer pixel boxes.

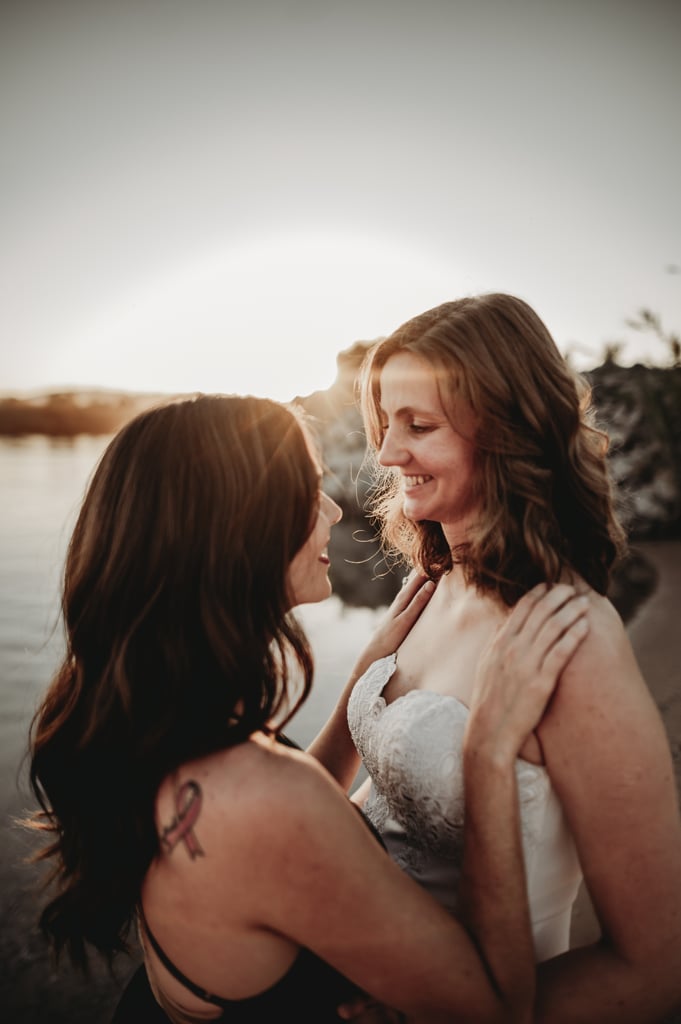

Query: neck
[441,511,476,553]
[439,562,469,597]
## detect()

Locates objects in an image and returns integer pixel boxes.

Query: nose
[378,427,409,468]
[322,492,343,525]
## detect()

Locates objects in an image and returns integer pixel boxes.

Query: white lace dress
[347,654,583,962]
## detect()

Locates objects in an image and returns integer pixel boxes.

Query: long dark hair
[27,394,320,968]
[360,293,627,604]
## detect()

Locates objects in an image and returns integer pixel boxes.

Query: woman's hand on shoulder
[465,583,590,766]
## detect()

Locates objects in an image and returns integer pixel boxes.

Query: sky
[1,0,680,403]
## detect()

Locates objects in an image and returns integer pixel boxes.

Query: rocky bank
[296,345,681,617]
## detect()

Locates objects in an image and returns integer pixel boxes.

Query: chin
[294,580,332,606]
[403,501,426,522]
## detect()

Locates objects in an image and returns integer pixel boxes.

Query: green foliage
[625,308,681,368]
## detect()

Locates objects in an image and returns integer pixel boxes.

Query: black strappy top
[140,908,361,1022]
[140,734,384,1023]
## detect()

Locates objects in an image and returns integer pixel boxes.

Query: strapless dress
[347,654,583,961]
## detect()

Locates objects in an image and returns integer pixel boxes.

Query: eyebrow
[379,404,443,420]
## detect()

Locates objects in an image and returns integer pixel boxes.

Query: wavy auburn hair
[27,394,320,968]
[360,293,627,604]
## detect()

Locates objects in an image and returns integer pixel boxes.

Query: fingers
[393,573,430,602]
[467,584,591,760]
[505,581,578,641]
[539,612,589,677]
[504,581,549,635]
[496,586,590,685]
[511,588,590,709]
[513,609,589,736]
[520,588,589,676]
[387,573,435,622]
[354,575,434,677]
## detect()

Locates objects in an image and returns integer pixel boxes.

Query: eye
[408,423,431,434]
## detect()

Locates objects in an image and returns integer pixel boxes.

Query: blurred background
[1,1,680,1020]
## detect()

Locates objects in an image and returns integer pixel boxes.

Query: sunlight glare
[69,230,466,400]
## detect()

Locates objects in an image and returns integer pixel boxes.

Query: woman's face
[287,489,343,607]
[377,350,479,539]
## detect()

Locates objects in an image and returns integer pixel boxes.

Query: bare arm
[534,595,681,1022]
[308,573,434,790]
[296,584,586,1023]
[456,583,591,1021]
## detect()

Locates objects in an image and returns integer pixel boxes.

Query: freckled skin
[377,351,479,545]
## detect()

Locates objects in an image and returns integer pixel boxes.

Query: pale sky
[2,0,680,403]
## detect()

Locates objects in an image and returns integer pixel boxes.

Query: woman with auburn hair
[26,392,589,1024]
[311,293,681,1022]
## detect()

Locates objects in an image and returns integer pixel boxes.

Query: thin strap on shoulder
[138,904,232,1009]
[275,732,302,750]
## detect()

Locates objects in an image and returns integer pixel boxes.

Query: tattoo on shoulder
[160,780,205,859]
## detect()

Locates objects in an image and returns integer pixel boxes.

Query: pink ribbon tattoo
[161,780,205,859]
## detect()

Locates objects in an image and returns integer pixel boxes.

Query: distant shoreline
[0,390,174,438]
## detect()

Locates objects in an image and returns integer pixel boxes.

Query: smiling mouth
[404,475,433,487]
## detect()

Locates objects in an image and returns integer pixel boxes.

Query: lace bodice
[347,654,583,961]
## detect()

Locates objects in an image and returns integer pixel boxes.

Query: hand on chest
[382,583,504,709]
[379,581,545,765]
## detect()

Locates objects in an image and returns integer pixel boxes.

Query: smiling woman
[64,230,464,401]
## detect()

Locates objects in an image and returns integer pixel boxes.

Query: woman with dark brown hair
[26,392,588,1023]
[311,293,681,1021]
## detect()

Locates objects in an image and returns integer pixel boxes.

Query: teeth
[405,475,432,486]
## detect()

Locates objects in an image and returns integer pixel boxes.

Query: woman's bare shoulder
[155,734,340,847]
[150,734,351,913]
[557,586,637,688]
[538,584,666,764]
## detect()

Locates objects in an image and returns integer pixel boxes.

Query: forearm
[459,744,535,1023]
[307,695,361,790]
[310,576,435,786]
[307,637,388,787]
[535,940,681,1022]
[454,583,592,1022]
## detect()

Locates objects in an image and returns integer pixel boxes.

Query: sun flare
[67,230,467,401]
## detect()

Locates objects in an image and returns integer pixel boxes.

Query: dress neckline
[371,653,472,714]
[360,654,547,772]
